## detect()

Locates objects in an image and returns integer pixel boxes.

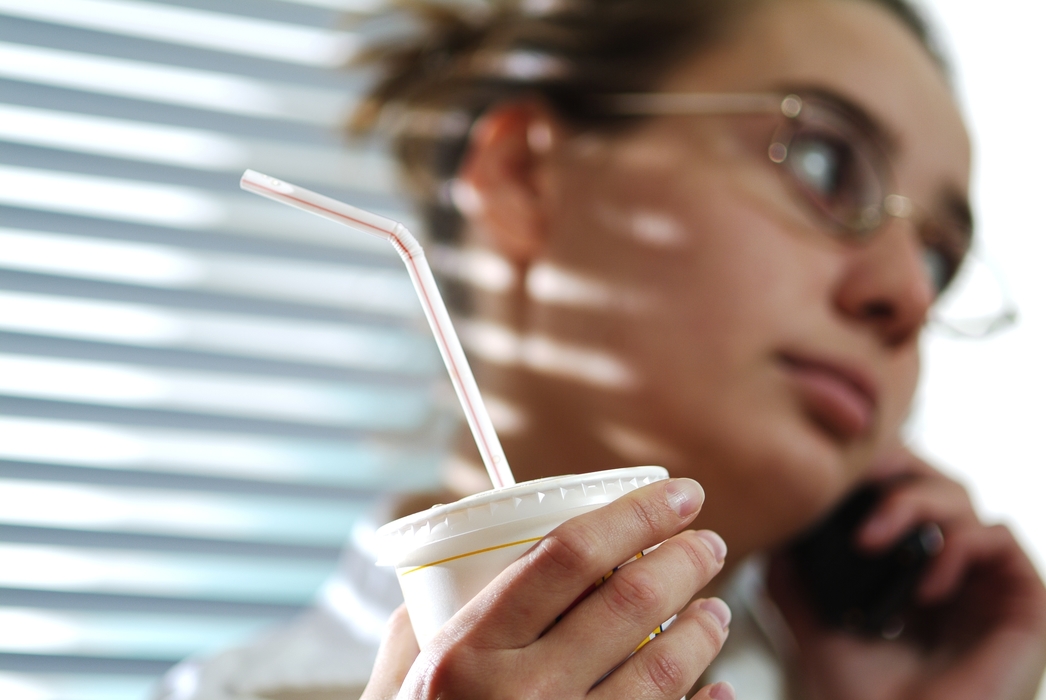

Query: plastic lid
[375,466,668,563]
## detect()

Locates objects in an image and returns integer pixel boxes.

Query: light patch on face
[522,335,636,389]
[430,244,516,293]
[597,421,685,466]
[458,318,519,365]
[526,261,646,310]
[471,49,571,81]
[483,392,528,435]
[459,319,637,389]
[449,178,484,216]
[630,210,687,248]
[595,203,688,249]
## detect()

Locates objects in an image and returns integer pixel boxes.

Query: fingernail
[696,530,727,563]
[709,681,736,700]
[665,478,704,518]
[697,597,731,630]
[919,522,944,556]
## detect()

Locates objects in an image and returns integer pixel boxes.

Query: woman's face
[463,0,971,555]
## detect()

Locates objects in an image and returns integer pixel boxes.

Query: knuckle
[676,532,718,577]
[986,523,1017,546]
[625,493,667,538]
[420,641,485,699]
[934,470,963,489]
[941,477,967,498]
[412,654,451,699]
[429,641,467,681]
[692,608,728,648]
[534,523,600,577]
[641,645,686,695]
[686,602,728,648]
[949,483,979,516]
[988,523,1011,537]
[603,565,662,622]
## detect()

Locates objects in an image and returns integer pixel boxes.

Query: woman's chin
[723,408,869,547]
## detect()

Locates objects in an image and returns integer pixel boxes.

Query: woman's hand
[361,478,736,700]
[770,450,1046,700]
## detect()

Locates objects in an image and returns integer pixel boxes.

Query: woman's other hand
[770,450,1046,700]
[361,478,735,700]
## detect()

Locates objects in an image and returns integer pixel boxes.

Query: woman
[156,0,1046,698]
[353,0,1046,698]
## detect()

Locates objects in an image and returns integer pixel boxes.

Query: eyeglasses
[604,92,1017,338]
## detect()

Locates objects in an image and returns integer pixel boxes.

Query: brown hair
[350,0,946,251]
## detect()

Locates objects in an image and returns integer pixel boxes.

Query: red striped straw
[240,170,515,489]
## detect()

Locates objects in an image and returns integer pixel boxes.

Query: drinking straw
[240,169,515,489]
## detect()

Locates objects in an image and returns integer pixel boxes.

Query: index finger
[460,478,706,648]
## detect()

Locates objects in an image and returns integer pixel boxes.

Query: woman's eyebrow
[784,84,901,154]
[792,85,973,236]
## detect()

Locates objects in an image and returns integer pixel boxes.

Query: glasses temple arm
[604,92,791,116]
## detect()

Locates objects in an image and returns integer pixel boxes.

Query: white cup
[375,466,669,647]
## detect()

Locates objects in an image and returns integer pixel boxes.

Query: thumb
[361,605,420,700]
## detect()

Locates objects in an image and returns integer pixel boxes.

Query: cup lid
[375,466,668,564]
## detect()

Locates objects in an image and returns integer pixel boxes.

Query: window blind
[0,2,448,698]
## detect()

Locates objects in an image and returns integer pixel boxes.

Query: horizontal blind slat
[0,479,368,545]
[0,606,283,659]
[0,0,360,67]
[0,42,354,123]
[0,165,419,251]
[0,103,399,191]
[0,417,443,486]
[0,543,342,603]
[0,0,440,688]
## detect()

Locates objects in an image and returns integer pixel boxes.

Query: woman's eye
[790,137,849,198]
[922,247,953,296]
[921,224,968,296]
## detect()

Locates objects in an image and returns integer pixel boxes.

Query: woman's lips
[779,353,878,440]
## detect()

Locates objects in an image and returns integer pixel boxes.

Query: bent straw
[240,169,514,489]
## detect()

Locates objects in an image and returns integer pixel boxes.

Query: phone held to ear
[788,482,942,638]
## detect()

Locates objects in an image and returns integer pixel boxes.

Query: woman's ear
[455,100,563,265]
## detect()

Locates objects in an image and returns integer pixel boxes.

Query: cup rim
[374,466,669,562]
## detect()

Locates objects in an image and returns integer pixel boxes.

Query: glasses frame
[603,91,1017,338]
[609,93,924,237]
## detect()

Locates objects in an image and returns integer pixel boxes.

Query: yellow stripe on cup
[634,623,664,652]
[399,536,544,576]
[401,538,666,653]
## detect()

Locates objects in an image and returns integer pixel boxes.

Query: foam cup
[375,466,669,647]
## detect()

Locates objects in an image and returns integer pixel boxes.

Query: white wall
[912,0,1046,571]
[908,0,1046,632]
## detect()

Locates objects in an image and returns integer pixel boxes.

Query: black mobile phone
[788,482,939,638]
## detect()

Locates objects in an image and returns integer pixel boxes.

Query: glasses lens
[918,215,971,296]
[929,250,1018,338]
[779,104,885,233]
[776,99,976,301]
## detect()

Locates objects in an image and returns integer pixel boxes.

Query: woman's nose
[834,220,935,346]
